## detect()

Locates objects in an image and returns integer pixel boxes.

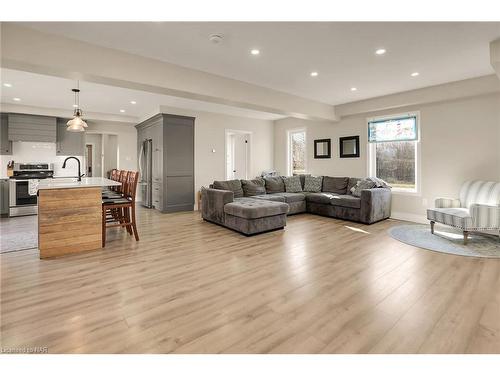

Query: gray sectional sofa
[201,175,391,235]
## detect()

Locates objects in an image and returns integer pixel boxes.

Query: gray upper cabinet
[8,114,57,142]
[0,113,12,155]
[56,118,84,156]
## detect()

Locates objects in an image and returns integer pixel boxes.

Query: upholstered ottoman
[223,198,289,235]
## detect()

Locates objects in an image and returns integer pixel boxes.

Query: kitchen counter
[38,177,121,190]
[37,177,121,259]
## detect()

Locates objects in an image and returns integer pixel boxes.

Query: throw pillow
[213,179,244,198]
[303,176,323,192]
[283,176,303,193]
[241,178,266,196]
[347,177,361,194]
[322,176,349,194]
[264,176,285,193]
[350,179,377,197]
[366,176,391,188]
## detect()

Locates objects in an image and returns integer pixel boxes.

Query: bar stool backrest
[118,170,129,195]
[124,171,139,202]
[109,169,119,191]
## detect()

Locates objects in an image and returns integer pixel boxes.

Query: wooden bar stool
[102,171,139,247]
[102,170,127,199]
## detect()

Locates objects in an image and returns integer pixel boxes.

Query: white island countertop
[38,177,121,190]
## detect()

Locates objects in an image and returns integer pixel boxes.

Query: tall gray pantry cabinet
[135,114,195,213]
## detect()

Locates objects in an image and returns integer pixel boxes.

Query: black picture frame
[314,139,331,159]
[339,136,360,158]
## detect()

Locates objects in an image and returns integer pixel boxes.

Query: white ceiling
[0,69,284,121]
[19,22,500,105]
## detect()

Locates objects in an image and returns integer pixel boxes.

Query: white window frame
[287,128,307,176]
[367,111,421,195]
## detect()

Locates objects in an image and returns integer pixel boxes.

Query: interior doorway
[85,144,93,177]
[225,130,251,180]
[84,133,119,178]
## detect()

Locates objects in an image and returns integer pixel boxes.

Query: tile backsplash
[0,142,83,178]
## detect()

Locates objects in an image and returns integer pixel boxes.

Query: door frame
[224,129,252,180]
[85,143,95,177]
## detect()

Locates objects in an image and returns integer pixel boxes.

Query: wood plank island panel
[38,187,102,259]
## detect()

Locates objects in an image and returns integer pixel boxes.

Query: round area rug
[388,224,500,258]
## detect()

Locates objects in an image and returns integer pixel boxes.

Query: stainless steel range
[9,163,54,217]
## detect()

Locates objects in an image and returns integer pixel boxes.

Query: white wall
[159,106,274,205]
[102,134,118,177]
[274,93,500,222]
[85,120,137,173]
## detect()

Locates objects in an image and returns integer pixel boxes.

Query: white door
[226,131,250,180]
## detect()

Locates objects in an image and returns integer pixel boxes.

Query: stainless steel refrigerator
[139,139,153,208]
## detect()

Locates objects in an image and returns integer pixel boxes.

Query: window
[368,113,420,193]
[288,129,306,176]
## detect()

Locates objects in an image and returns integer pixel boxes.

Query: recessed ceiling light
[3,83,12,88]
[120,109,125,113]
[250,49,260,55]
[375,48,386,55]
[350,87,357,91]
[310,71,319,77]
[130,101,137,105]
[411,72,420,77]
[13,97,21,101]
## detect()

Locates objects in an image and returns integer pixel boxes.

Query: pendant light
[67,81,88,132]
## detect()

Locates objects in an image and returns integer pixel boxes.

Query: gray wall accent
[8,114,56,142]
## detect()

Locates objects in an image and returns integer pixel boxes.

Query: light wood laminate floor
[1,208,499,353]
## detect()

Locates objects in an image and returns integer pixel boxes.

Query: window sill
[391,188,421,197]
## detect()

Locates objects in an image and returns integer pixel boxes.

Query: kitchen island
[37,177,121,259]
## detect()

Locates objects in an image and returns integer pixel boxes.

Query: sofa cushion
[303,176,323,192]
[241,178,266,197]
[347,177,361,194]
[213,179,244,198]
[350,179,377,197]
[329,194,361,209]
[264,176,285,193]
[322,176,349,194]
[273,192,307,203]
[305,192,338,204]
[283,176,303,193]
[224,198,289,219]
[250,194,286,203]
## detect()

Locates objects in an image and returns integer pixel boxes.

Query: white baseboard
[390,211,428,224]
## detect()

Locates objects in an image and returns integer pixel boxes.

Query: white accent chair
[427,180,500,244]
